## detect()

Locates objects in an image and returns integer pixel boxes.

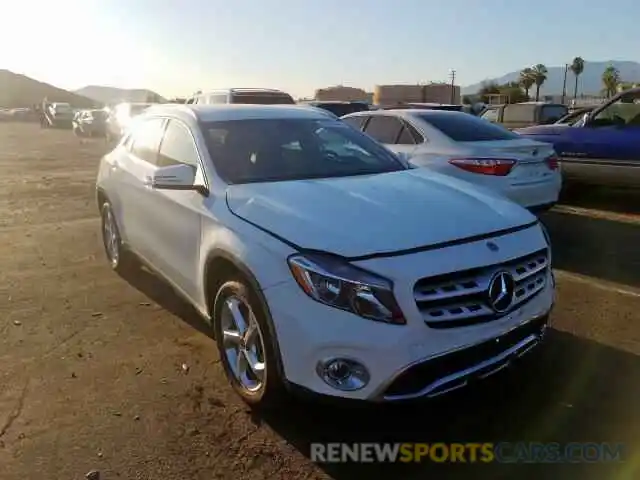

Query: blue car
[515,88,640,189]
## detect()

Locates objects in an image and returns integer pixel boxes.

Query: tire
[212,278,286,409]
[100,202,134,274]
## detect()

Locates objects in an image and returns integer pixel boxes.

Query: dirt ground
[0,123,638,480]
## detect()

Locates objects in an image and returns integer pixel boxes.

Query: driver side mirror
[149,163,209,196]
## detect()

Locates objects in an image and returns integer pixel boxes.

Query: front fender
[196,206,297,310]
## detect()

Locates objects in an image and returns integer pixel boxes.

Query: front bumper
[370,312,549,401]
[265,276,554,402]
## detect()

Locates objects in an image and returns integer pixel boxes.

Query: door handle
[111,161,119,171]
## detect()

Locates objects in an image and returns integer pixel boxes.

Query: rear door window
[342,115,368,130]
[363,116,404,144]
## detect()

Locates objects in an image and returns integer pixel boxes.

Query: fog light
[316,358,370,391]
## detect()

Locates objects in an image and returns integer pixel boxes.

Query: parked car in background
[342,109,561,212]
[384,103,465,112]
[185,88,295,105]
[41,102,74,128]
[73,109,108,137]
[97,104,554,407]
[106,102,154,142]
[515,88,640,189]
[480,102,568,129]
[302,100,369,117]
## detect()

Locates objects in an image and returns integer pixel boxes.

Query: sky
[0,0,637,98]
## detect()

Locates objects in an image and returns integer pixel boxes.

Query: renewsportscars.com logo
[310,442,625,464]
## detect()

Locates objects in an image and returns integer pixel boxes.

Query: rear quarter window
[342,115,368,130]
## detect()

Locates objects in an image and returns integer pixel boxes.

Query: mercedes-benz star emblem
[487,271,515,313]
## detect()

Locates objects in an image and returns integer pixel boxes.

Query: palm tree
[519,68,535,99]
[570,57,585,99]
[532,64,548,101]
[601,65,620,98]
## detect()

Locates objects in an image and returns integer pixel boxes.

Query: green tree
[569,57,585,99]
[519,68,535,98]
[499,82,529,103]
[478,82,501,103]
[602,65,621,98]
[532,64,548,101]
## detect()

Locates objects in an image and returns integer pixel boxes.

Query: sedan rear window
[415,112,520,142]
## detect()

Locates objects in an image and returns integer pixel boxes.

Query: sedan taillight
[545,155,560,170]
[448,158,516,176]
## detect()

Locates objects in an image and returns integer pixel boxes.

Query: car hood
[514,124,572,136]
[225,170,536,258]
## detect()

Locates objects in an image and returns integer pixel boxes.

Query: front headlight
[287,253,405,325]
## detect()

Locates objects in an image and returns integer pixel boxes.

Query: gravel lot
[0,123,638,480]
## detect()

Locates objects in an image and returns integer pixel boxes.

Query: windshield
[416,112,520,142]
[202,118,406,184]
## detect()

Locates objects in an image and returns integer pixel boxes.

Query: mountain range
[74,86,166,105]
[461,60,640,96]
[0,69,97,109]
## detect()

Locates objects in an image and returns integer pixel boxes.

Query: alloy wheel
[220,296,267,393]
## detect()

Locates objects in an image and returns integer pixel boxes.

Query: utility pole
[449,70,456,104]
[561,64,569,104]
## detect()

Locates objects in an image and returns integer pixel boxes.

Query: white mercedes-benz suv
[96,104,554,407]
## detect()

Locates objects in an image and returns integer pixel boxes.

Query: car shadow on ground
[541,209,640,288]
[260,331,640,479]
[121,263,213,338]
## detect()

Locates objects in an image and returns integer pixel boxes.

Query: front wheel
[212,279,286,408]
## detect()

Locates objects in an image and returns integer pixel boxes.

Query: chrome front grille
[414,248,549,328]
